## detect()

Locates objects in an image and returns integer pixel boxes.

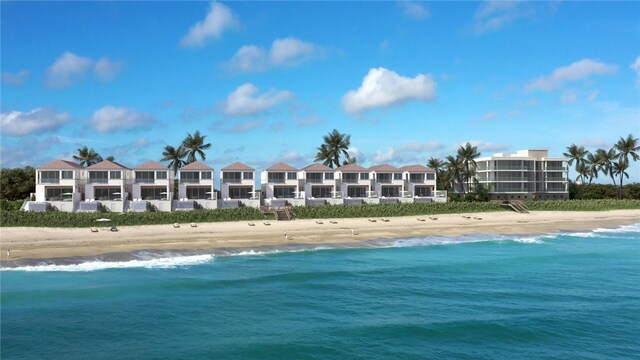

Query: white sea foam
[4,254,214,272]
[593,223,640,234]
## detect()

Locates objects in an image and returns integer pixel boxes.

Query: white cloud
[631,55,640,86]
[1,70,30,85]
[91,106,155,132]
[94,58,123,81]
[45,52,124,87]
[372,141,444,164]
[219,83,293,117]
[398,1,430,20]
[225,37,320,72]
[560,89,578,104]
[451,140,510,153]
[180,1,240,48]
[46,51,93,88]
[229,120,263,133]
[0,108,70,136]
[342,67,436,113]
[472,1,534,34]
[526,59,617,91]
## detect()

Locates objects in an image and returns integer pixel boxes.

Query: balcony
[267,178,286,183]
[40,179,60,183]
[222,179,242,183]
[89,179,109,184]
[135,179,156,183]
[180,178,201,183]
[306,178,325,183]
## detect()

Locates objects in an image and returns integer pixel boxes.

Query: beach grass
[525,199,640,211]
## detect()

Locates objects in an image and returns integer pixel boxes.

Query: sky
[2,1,639,184]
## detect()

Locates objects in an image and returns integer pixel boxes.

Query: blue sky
[2,1,639,183]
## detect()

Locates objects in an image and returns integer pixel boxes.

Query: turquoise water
[2,224,639,359]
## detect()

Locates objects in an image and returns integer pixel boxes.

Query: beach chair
[368,218,377,223]
[263,222,271,226]
[91,227,99,233]
[315,220,324,224]
[381,218,390,222]
[190,222,197,228]
[248,222,255,226]
[417,218,426,222]
[330,220,338,224]
[173,223,180,228]
[110,225,118,232]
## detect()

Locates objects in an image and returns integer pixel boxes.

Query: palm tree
[614,134,639,166]
[584,151,599,185]
[612,160,629,199]
[161,145,187,174]
[427,157,444,174]
[575,162,590,184]
[595,148,619,187]
[457,142,480,193]
[73,146,103,167]
[445,155,465,194]
[105,156,115,162]
[427,157,447,191]
[314,129,351,168]
[563,144,588,182]
[182,130,212,163]
[342,155,357,165]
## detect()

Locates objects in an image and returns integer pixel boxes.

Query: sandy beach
[1,210,639,263]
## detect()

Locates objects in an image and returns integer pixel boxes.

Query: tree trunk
[619,174,624,199]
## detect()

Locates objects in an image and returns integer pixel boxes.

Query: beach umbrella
[62,192,73,195]
[96,218,111,222]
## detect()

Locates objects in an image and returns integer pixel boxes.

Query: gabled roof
[181,161,213,171]
[222,162,254,171]
[400,164,434,172]
[134,160,168,170]
[336,163,367,172]
[266,162,298,171]
[302,163,333,172]
[368,164,398,172]
[86,160,130,170]
[38,159,83,170]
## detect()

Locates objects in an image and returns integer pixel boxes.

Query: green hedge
[293,201,506,219]
[1,207,270,228]
[525,199,640,211]
[0,200,24,212]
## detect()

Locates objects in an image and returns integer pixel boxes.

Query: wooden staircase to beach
[261,205,296,221]
[501,200,530,214]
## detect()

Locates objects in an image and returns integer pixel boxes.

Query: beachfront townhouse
[334,164,377,205]
[83,160,132,212]
[177,161,216,210]
[31,160,86,212]
[261,162,305,207]
[301,164,342,205]
[401,164,446,202]
[130,161,174,212]
[220,162,259,208]
[369,164,406,203]
[475,150,569,201]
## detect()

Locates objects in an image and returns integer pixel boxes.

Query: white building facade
[261,162,305,207]
[131,161,174,212]
[220,162,259,208]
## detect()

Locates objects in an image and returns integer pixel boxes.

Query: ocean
[2,224,639,359]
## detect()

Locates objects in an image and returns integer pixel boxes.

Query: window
[343,173,358,183]
[229,186,252,199]
[426,173,435,180]
[381,186,400,197]
[274,186,295,198]
[325,172,334,180]
[223,172,241,182]
[410,174,425,183]
[414,186,432,197]
[360,173,369,180]
[89,171,108,183]
[311,186,331,198]
[41,171,59,183]
[110,171,121,180]
[141,187,164,200]
[45,187,73,201]
[135,171,154,183]
[307,173,323,182]
[243,172,253,180]
[287,172,297,180]
[393,173,402,180]
[61,171,73,179]
[377,174,391,183]
[186,186,210,200]
[268,173,285,183]
[94,187,121,200]
[201,171,212,180]
[181,172,200,183]
[347,186,367,198]
[156,171,168,180]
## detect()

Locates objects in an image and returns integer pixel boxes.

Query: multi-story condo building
[177,161,216,210]
[131,161,174,212]
[334,164,377,205]
[475,149,569,200]
[302,164,342,205]
[31,160,86,212]
[369,164,406,203]
[220,162,259,208]
[401,164,445,202]
[83,160,132,212]
[261,162,305,207]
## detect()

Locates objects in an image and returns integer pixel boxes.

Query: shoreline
[1,210,639,266]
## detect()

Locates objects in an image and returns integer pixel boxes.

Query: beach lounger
[263,222,271,226]
[368,218,377,222]
[315,220,324,224]
[417,218,426,222]
[474,217,482,220]
[248,222,255,226]
[329,220,338,224]
[381,218,390,222]
[173,223,180,228]
[91,227,99,233]
[430,217,438,220]
[190,222,197,228]
[110,226,118,232]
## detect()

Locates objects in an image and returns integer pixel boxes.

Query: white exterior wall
[220,170,256,200]
[35,169,86,203]
[302,172,338,199]
[336,171,372,198]
[372,172,405,197]
[404,171,437,198]
[177,171,214,200]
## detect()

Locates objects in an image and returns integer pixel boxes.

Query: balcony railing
[306,179,325,183]
[180,178,201,183]
[268,178,286,183]
[545,167,567,171]
[135,179,156,183]
[40,179,60,183]
[342,179,360,183]
[89,179,109,183]
[222,179,242,183]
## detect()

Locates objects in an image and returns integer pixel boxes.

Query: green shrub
[0,200,24,212]
[525,199,640,211]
